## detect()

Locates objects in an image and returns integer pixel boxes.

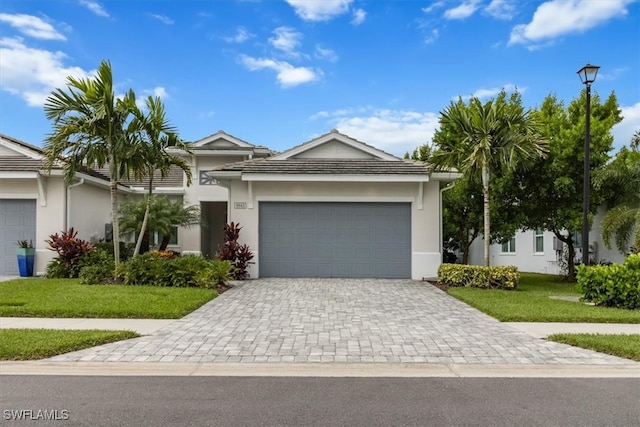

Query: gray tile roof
[0,133,44,154]
[95,164,185,188]
[215,158,431,175]
[0,157,47,172]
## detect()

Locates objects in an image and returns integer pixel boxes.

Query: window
[151,226,178,247]
[199,171,218,186]
[534,228,544,253]
[501,236,516,253]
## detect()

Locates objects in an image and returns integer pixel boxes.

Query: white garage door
[0,199,37,275]
[259,202,411,278]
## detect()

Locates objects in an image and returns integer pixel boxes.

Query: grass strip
[548,333,640,362]
[446,273,640,323]
[0,329,139,360]
[0,278,217,319]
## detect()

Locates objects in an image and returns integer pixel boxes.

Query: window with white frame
[534,228,544,253]
[501,236,516,253]
[151,226,178,247]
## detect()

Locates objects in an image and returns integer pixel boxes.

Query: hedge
[437,264,519,289]
[577,254,640,310]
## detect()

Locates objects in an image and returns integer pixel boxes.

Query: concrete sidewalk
[1,317,638,337]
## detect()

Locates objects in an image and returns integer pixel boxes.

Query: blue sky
[1,0,639,156]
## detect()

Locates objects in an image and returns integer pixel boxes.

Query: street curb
[1,362,638,378]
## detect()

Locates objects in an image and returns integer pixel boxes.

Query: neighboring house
[210,130,459,280]
[0,130,458,279]
[467,207,627,275]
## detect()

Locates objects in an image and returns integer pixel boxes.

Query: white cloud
[612,102,640,151]
[0,37,94,106]
[0,13,66,40]
[150,14,174,25]
[315,45,338,62]
[424,29,439,44]
[239,55,321,87]
[484,0,516,20]
[223,27,253,43]
[351,9,366,25]
[269,27,302,56]
[285,0,352,21]
[313,108,440,156]
[136,87,169,108]
[422,1,446,14]
[456,83,520,100]
[79,0,109,18]
[509,0,634,46]
[444,0,482,20]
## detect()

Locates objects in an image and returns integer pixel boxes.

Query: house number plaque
[234,202,247,209]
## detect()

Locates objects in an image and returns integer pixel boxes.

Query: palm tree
[431,93,547,266]
[43,60,135,267]
[597,141,640,254]
[126,96,193,256]
[119,195,201,252]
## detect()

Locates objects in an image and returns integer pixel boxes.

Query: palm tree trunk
[133,175,154,257]
[110,178,120,267]
[482,164,490,267]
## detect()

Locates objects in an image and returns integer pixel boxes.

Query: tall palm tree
[431,94,547,266]
[43,60,134,266]
[126,96,193,256]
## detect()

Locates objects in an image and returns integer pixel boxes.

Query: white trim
[0,137,44,159]
[0,193,37,199]
[187,149,255,156]
[270,131,399,161]
[430,172,463,181]
[247,181,254,209]
[416,182,424,210]
[0,171,38,178]
[256,195,415,203]
[242,174,430,182]
[192,131,255,148]
[36,175,47,207]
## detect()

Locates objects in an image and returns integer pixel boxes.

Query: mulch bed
[216,283,234,294]
[425,279,449,292]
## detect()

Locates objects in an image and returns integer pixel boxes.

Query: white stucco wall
[68,182,112,242]
[226,179,442,280]
[0,176,67,275]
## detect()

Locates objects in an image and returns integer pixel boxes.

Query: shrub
[577,254,640,309]
[217,222,254,280]
[45,228,93,278]
[78,249,116,285]
[438,264,519,289]
[116,253,232,288]
[93,241,135,262]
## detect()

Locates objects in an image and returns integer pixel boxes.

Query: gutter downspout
[65,179,85,230]
[439,181,456,264]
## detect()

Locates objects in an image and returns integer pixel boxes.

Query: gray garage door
[259,202,411,278]
[0,199,37,275]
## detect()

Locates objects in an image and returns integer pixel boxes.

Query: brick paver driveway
[51,279,635,365]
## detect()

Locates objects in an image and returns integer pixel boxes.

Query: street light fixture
[577,63,600,266]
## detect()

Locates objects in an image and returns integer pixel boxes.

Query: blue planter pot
[16,248,35,277]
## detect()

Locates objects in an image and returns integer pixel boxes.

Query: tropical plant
[119,195,201,252]
[517,91,622,281]
[430,90,547,266]
[126,96,193,257]
[43,60,136,267]
[217,222,254,280]
[45,228,94,278]
[595,139,640,254]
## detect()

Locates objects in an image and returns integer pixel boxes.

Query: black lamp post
[577,63,600,266]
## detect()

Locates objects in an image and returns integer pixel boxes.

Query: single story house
[0,130,459,279]
[467,208,627,275]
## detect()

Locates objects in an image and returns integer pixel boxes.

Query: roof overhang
[430,172,463,181]
[241,173,430,182]
[0,171,39,179]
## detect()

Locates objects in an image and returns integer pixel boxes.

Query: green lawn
[446,273,640,323]
[0,329,139,360]
[548,333,640,362]
[0,278,217,318]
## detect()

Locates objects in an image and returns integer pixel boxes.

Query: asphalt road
[1,376,639,426]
